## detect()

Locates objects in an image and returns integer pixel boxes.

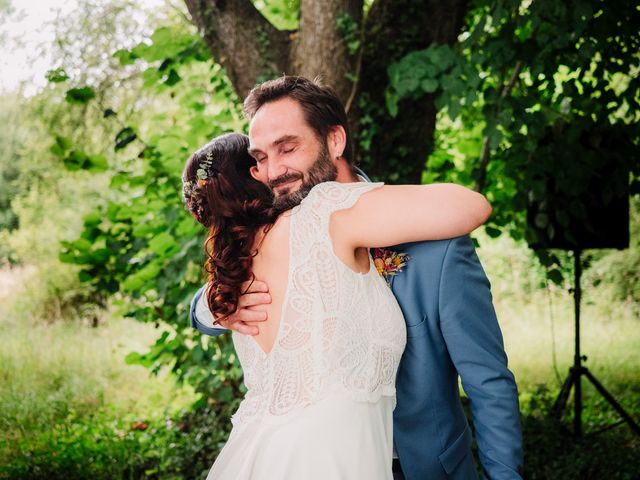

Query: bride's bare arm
[332,183,491,249]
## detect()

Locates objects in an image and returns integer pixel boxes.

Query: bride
[182,132,491,479]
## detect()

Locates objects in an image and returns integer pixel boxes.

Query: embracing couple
[183,76,523,479]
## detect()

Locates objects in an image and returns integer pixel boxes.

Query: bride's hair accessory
[372,248,409,285]
[183,151,216,223]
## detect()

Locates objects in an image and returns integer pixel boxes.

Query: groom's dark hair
[243,75,354,164]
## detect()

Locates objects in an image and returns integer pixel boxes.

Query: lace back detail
[231,182,406,426]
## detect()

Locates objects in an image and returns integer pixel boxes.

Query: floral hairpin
[196,151,215,185]
[183,151,215,223]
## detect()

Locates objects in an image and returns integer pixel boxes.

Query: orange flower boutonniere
[372,248,409,285]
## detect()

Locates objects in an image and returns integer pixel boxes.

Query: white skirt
[207,394,395,480]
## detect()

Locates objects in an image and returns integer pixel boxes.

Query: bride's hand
[216,280,271,336]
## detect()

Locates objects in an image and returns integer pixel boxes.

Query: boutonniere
[372,248,409,285]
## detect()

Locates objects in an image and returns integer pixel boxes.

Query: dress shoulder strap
[297,181,384,222]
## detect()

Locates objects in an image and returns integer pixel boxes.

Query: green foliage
[516,386,640,480]
[253,0,300,30]
[65,86,96,104]
[387,0,639,284]
[54,15,246,432]
[0,96,21,236]
[336,12,361,57]
[114,127,137,151]
[45,68,69,83]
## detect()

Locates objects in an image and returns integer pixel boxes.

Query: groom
[189,76,523,480]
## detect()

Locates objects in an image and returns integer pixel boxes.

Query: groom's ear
[250,165,262,182]
[327,125,347,160]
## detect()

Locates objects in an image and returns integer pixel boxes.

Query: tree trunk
[291,0,363,103]
[356,0,468,183]
[184,0,468,184]
[183,0,292,98]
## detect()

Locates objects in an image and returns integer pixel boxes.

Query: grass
[0,314,195,435]
[1,236,639,479]
[0,266,198,478]
[477,235,640,480]
[477,235,640,394]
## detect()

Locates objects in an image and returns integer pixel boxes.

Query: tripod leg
[552,370,575,419]
[583,368,640,437]
[574,367,582,437]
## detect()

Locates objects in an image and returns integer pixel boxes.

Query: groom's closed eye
[280,144,296,155]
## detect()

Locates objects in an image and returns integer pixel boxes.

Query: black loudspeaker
[526,120,630,250]
[525,120,640,439]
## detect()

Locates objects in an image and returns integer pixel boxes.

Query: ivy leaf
[114,127,137,151]
[65,86,96,104]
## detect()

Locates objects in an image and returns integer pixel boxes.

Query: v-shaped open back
[210,182,407,479]
[246,212,293,356]
[229,181,405,420]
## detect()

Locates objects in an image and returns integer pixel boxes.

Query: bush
[0,405,239,480]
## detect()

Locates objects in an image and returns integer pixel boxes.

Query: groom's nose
[266,159,288,182]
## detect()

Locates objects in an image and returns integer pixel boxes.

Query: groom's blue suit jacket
[189,235,523,480]
[386,237,523,479]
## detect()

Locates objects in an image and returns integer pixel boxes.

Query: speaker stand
[551,250,640,437]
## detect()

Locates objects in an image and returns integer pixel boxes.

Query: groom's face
[248,97,338,211]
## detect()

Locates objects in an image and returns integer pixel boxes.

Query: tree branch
[184,0,292,98]
[475,61,523,192]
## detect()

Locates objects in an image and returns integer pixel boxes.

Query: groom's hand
[217,280,270,336]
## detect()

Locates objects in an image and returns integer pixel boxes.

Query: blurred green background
[0,0,638,478]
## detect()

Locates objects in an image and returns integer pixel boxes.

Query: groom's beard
[270,141,337,213]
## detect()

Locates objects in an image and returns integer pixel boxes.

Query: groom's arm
[439,236,524,479]
[189,281,270,336]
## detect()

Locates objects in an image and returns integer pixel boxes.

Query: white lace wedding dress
[207,182,407,480]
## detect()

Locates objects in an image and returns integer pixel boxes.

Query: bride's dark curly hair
[182,133,276,323]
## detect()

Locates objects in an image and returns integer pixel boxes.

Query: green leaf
[65,87,96,104]
[50,135,72,157]
[63,150,90,171]
[547,268,564,286]
[110,172,130,189]
[148,232,178,255]
[46,68,69,83]
[485,226,502,238]
[420,78,439,93]
[83,212,102,228]
[114,127,137,151]
[113,48,138,65]
[385,90,399,118]
[87,154,108,172]
[163,69,181,86]
[122,261,163,292]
